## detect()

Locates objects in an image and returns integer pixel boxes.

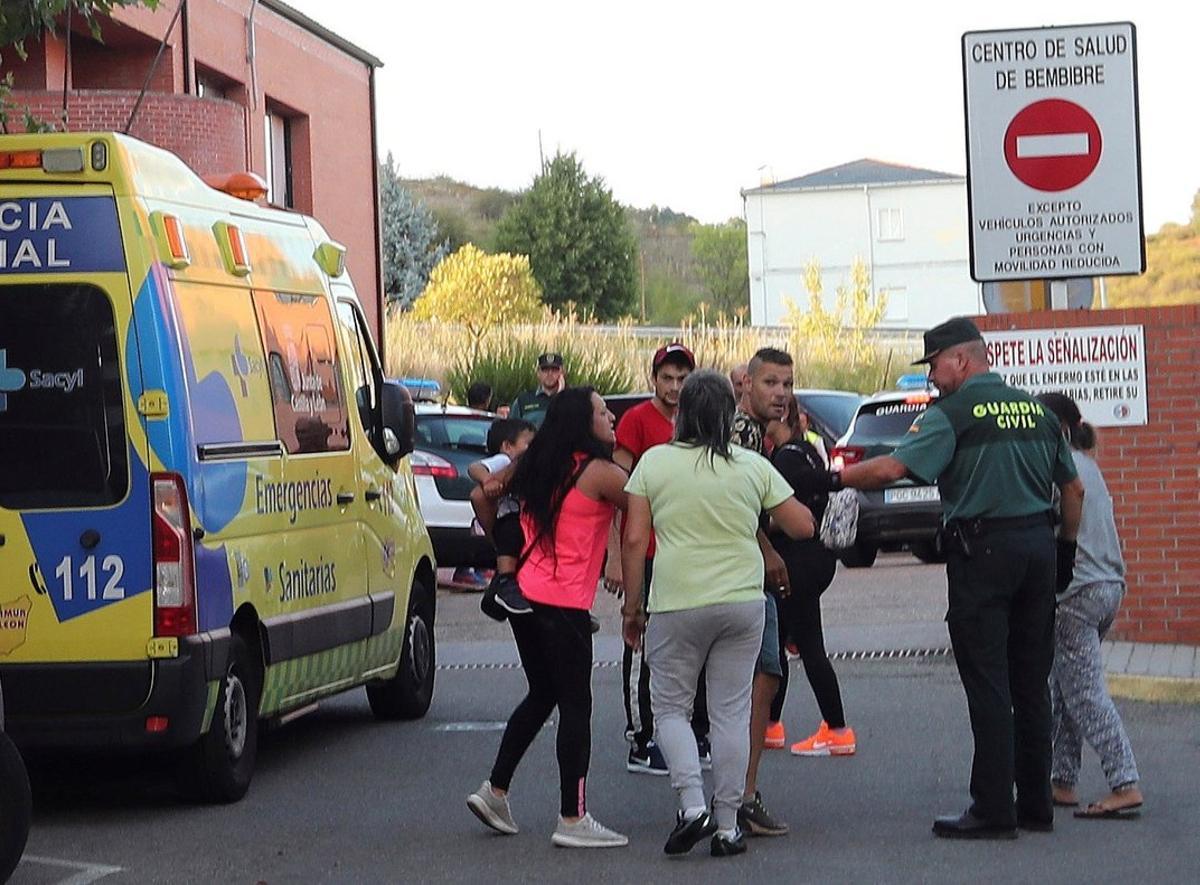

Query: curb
[1106,673,1200,704]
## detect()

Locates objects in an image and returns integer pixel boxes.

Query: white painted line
[1016,133,1089,159]
[20,854,123,885]
[434,721,508,732]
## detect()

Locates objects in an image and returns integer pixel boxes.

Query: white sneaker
[467,780,519,835]
[551,813,629,848]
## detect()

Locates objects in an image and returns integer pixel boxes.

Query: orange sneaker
[764,720,786,750]
[790,722,856,756]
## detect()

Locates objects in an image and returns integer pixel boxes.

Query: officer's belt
[947,511,1052,538]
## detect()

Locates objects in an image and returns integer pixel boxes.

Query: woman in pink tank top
[466,387,631,848]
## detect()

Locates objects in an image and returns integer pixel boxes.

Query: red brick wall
[975,306,1200,645]
[9,90,245,177]
[2,0,383,350]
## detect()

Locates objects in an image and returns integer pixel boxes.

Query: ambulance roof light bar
[203,171,268,202]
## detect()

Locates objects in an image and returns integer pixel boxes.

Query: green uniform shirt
[892,372,1077,522]
[626,443,793,613]
[510,388,553,428]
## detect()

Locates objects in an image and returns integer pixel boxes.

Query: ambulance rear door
[0,184,155,665]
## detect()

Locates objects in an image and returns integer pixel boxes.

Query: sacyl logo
[28,368,84,393]
[0,349,27,412]
[0,348,84,412]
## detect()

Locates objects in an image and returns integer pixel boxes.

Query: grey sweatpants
[1051,581,1139,790]
[645,600,764,831]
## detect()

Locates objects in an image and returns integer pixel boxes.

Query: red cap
[652,342,695,371]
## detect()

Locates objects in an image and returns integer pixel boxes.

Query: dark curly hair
[510,387,612,549]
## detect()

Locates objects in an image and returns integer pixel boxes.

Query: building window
[195,64,236,100]
[877,208,904,241]
[196,76,225,99]
[877,287,909,323]
[264,111,293,208]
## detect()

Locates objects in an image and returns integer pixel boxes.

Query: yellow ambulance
[0,133,437,801]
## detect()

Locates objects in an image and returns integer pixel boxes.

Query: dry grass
[385,310,917,404]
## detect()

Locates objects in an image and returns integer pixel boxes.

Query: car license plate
[884,486,940,504]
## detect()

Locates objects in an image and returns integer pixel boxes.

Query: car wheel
[839,541,878,569]
[911,541,947,564]
[367,578,436,720]
[182,632,261,804]
[0,731,31,883]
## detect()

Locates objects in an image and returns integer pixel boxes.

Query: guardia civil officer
[837,317,1084,840]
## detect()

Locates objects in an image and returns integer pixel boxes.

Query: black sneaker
[710,829,747,857]
[738,791,788,836]
[696,735,712,771]
[664,810,717,856]
[493,574,531,616]
[627,740,669,775]
[479,574,509,622]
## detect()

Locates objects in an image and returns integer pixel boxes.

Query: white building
[742,159,983,331]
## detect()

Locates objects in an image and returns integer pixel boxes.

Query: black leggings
[490,602,593,818]
[771,543,845,729]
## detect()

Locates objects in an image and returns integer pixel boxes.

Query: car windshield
[414,415,491,454]
[796,393,862,439]
[849,399,934,447]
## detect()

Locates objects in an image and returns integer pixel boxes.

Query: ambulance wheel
[839,541,878,569]
[184,633,261,803]
[368,579,435,721]
[0,731,31,883]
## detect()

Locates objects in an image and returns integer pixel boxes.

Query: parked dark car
[831,389,943,568]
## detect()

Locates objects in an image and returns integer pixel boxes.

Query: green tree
[1,0,159,132]
[379,152,448,309]
[690,219,749,317]
[429,206,471,253]
[494,151,637,320]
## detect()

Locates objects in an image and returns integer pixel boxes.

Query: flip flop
[1073,802,1143,820]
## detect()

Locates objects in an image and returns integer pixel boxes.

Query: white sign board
[962,22,1144,282]
[982,325,1147,426]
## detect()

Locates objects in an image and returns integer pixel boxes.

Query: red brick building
[2,0,386,345]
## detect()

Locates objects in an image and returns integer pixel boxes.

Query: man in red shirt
[611,343,703,775]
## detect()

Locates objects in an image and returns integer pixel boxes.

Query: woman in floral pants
[1038,393,1143,820]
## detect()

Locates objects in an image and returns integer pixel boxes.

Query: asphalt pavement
[11,554,1200,884]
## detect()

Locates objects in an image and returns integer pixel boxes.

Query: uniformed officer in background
[509,352,564,428]
[837,317,1085,839]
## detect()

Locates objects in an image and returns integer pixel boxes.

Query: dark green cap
[913,317,984,365]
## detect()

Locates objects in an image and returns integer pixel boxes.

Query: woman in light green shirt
[621,370,813,857]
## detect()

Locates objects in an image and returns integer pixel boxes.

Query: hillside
[402,177,710,323]
[1104,195,1200,306]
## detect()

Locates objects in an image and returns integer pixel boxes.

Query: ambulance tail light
[0,150,42,170]
[0,148,85,173]
[152,473,197,637]
[831,445,865,471]
[409,451,457,479]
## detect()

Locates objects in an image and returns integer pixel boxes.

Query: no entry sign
[1004,99,1101,191]
[962,22,1144,283]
